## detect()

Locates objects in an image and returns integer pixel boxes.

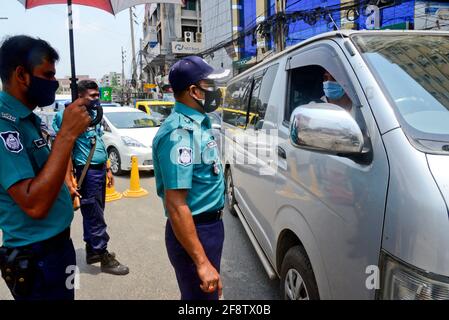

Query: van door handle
[277,146,286,159]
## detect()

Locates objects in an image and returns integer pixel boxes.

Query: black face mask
[26,75,59,107]
[193,86,223,113]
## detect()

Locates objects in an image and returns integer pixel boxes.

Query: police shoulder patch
[0,131,23,153]
[178,147,193,166]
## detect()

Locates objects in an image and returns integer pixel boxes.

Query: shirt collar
[174,102,206,125]
[0,91,33,119]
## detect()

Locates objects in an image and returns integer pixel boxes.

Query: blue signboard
[357,0,415,30]
[285,0,341,47]
[238,0,416,61]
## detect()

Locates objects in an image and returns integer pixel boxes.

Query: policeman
[52,80,129,276]
[0,35,91,300]
[153,56,229,300]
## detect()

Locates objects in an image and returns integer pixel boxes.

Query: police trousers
[0,228,76,300]
[165,218,225,300]
[76,164,110,254]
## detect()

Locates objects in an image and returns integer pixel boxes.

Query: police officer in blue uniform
[0,35,91,300]
[53,80,129,276]
[153,56,229,300]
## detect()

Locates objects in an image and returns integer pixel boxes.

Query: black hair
[0,35,59,84]
[78,80,99,95]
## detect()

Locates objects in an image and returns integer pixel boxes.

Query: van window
[247,64,279,130]
[285,44,361,123]
[223,77,252,127]
[137,105,147,113]
[286,65,368,133]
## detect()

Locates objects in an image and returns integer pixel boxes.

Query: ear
[15,66,31,87]
[189,85,202,100]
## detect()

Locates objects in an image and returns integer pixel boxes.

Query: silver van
[222,30,449,300]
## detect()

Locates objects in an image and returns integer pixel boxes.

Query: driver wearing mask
[321,71,355,118]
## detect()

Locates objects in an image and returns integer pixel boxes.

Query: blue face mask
[323,81,345,100]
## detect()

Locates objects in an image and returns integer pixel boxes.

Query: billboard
[100,87,112,102]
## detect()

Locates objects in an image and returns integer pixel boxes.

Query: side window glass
[247,76,262,129]
[223,77,252,128]
[249,64,279,130]
[138,106,147,113]
[286,63,368,137]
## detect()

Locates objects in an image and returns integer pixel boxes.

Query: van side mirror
[289,103,364,156]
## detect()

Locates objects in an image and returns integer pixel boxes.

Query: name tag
[33,138,47,149]
[207,140,217,149]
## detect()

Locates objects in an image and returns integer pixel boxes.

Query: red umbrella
[17,0,182,103]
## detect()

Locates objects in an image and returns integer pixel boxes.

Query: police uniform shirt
[153,102,225,216]
[0,92,73,247]
[52,110,108,166]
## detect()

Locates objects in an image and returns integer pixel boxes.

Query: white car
[101,107,160,175]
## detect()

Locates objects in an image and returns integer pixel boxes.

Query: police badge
[1,131,23,153]
[178,147,193,166]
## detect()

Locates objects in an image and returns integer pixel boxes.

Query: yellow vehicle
[135,100,175,121]
[221,107,258,129]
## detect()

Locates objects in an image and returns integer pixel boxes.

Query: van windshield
[352,34,449,150]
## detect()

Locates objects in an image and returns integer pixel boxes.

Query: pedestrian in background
[153,56,229,300]
[53,80,129,276]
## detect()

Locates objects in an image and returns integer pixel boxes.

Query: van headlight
[380,252,449,300]
[121,136,145,148]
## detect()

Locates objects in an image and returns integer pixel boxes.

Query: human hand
[60,98,91,139]
[107,169,114,188]
[197,261,223,297]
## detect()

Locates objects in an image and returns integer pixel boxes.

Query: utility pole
[139,39,144,98]
[121,47,126,104]
[129,7,138,94]
[274,0,286,53]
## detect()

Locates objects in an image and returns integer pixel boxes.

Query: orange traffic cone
[105,160,122,202]
[123,156,149,198]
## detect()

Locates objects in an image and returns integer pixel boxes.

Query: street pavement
[0,171,280,300]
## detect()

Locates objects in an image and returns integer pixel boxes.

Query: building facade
[200,0,233,79]
[141,0,203,89]
[100,72,124,87]
[57,75,97,95]
[228,0,445,74]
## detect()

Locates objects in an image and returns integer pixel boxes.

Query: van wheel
[280,246,319,300]
[225,168,237,217]
[108,147,123,176]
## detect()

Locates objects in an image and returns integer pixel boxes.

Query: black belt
[28,228,71,253]
[193,210,223,225]
[39,228,71,248]
[76,163,105,171]
[2,228,71,254]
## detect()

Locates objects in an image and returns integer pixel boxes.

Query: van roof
[231,29,449,82]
